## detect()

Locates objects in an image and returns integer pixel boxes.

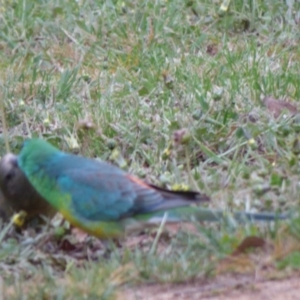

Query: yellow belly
[60,208,123,239]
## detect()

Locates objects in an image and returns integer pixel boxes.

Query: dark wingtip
[195,193,210,202]
[182,190,210,202]
[149,184,210,203]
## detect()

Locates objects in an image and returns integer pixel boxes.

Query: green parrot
[0,153,56,222]
[17,139,210,238]
[17,139,287,239]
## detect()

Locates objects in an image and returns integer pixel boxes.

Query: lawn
[1,0,300,298]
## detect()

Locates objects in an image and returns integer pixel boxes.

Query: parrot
[16,139,288,239]
[17,139,211,238]
[0,153,56,222]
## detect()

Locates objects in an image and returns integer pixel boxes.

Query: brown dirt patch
[120,273,300,300]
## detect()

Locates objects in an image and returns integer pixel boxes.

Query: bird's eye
[5,170,15,181]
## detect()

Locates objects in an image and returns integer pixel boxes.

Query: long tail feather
[135,207,290,224]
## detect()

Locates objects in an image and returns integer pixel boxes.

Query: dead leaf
[72,227,89,243]
[262,96,298,118]
[59,238,77,252]
[206,44,218,56]
[216,236,268,275]
[173,128,190,145]
[76,119,95,130]
[232,236,266,256]
[162,70,174,89]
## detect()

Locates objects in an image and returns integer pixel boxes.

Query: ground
[121,275,300,300]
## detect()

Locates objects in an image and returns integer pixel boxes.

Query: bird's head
[18,139,61,172]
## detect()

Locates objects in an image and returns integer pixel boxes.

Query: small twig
[149,212,168,255]
[0,88,10,153]
[23,113,32,138]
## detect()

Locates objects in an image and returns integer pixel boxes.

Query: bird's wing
[56,169,165,221]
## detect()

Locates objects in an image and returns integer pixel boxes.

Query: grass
[1,0,300,298]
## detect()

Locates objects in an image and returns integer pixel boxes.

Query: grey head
[0,153,56,219]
